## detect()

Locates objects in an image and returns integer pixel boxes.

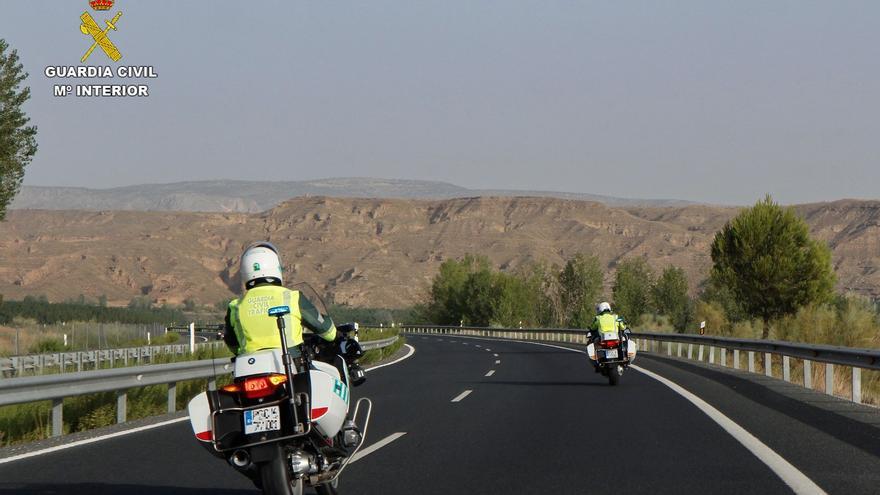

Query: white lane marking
[0,345,418,465]
[485,370,495,377]
[633,365,827,495]
[349,432,407,464]
[0,417,189,465]
[495,360,501,364]
[475,344,481,348]
[462,343,468,346]
[469,337,827,495]
[365,344,416,373]
[485,348,491,352]
[451,390,473,402]
[493,353,499,357]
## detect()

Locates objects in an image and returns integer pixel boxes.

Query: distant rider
[588,302,629,371]
[223,241,337,355]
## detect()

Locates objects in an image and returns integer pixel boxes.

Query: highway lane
[1,335,878,493]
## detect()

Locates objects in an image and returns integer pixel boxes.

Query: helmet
[240,241,283,289]
[597,301,612,314]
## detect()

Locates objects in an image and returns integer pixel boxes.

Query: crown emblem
[89,0,114,11]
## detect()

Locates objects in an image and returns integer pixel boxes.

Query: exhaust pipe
[230,450,251,468]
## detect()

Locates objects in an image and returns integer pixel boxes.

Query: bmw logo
[248,358,256,365]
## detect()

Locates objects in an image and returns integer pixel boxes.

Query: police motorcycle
[187,288,371,495]
[586,325,637,386]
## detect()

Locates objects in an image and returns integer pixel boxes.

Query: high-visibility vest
[228,285,305,354]
[595,313,623,339]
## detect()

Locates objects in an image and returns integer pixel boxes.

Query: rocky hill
[11,178,694,212]
[0,197,876,308]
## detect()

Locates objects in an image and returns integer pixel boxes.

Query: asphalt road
[1,335,878,494]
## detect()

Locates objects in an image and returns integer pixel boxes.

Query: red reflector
[195,431,213,441]
[311,407,328,419]
[599,340,619,348]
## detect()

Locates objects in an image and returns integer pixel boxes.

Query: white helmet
[597,301,612,314]
[240,242,283,289]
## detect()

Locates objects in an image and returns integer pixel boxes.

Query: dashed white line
[485,370,495,377]
[475,344,482,347]
[495,360,501,364]
[493,353,499,357]
[451,390,473,402]
[485,348,492,352]
[349,432,407,463]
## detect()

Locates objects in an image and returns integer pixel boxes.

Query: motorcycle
[586,328,637,386]
[187,286,371,495]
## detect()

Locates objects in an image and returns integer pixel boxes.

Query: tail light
[221,373,288,399]
[598,340,619,349]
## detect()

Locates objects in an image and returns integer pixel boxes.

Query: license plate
[604,349,619,359]
[244,406,280,435]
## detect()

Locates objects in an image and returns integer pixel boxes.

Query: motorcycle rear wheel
[608,365,620,386]
[258,447,304,495]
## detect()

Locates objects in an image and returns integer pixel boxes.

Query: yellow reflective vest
[590,313,626,339]
[227,285,336,355]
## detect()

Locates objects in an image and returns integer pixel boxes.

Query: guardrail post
[168,382,177,412]
[698,345,703,361]
[783,356,791,382]
[825,363,834,396]
[721,348,727,367]
[765,353,772,377]
[852,368,862,404]
[52,398,63,437]
[709,346,715,364]
[77,353,83,373]
[748,351,755,373]
[208,378,217,391]
[677,343,682,358]
[687,344,693,360]
[117,390,127,424]
[733,350,740,370]
[667,342,672,356]
[804,360,812,389]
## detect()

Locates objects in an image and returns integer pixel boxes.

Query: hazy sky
[1,1,878,204]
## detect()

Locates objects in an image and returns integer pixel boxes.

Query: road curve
[0,335,878,494]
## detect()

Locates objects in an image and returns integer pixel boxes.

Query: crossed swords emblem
[80,11,123,62]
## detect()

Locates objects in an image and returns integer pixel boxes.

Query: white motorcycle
[586,328,637,386]
[187,301,371,495]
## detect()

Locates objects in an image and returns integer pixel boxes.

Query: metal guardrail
[402,325,878,405]
[0,335,398,438]
[0,341,226,377]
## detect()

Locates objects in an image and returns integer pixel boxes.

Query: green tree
[710,195,836,339]
[426,255,491,325]
[612,257,655,326]
[558,253,604,328]
[0,39,38,220]
[652,266,693,332]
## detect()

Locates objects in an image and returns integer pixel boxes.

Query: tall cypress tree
[0,39,38,220]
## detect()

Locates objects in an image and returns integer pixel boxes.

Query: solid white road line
[364,344,416,373]
[633,365,827,495]
[451,390,473,402]
[0,417,190,465]
[485,370,495,377]
[479,338,827,495]
[349,432,407,464]
[495,360,501,364]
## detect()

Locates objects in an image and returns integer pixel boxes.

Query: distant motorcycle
[587,328,637,386]
[188,302,370,495]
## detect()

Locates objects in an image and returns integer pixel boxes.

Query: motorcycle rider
[588,301,629,372]
[223,241,337,355]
